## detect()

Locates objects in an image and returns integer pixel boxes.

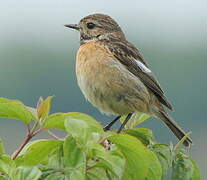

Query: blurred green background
[0,0,206,178]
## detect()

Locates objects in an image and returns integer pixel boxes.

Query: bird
[65,13,192,147]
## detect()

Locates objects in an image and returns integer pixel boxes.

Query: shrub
[0,97,201,180]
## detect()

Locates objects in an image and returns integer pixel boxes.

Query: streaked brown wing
[105,39,173,110]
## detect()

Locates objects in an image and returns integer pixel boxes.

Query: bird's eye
[87,22,96,29]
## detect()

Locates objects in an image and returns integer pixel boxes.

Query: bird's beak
[64,24,80,30]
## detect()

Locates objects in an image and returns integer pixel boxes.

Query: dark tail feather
[154,110,192,147]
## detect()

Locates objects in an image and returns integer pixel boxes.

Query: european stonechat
[65,13,192,147]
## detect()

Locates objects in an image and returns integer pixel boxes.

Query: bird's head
[65,13,125,43]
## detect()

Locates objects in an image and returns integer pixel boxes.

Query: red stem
[11,128,42,160]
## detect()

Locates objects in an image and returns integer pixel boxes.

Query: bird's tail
[153,110,192,147]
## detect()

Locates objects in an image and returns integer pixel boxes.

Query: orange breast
[75,41,150,115]
[76,41,114,79]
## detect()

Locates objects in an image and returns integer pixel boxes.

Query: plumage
[76,41,150,115]
[100,38,173,110]
[65,13,192,147]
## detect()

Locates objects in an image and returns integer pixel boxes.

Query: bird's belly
[76,63,150,115]
[77,74,133,115]
[76,42,150,115]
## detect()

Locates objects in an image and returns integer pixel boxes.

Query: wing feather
[104,39,173,110]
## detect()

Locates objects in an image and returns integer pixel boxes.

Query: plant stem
[27,124,31,134]
[86,165,96,171]
[32,128,42,136]
[30,121,39,133]
[11,128,42,160]
[11,134,32,160]
[47,130,61,140]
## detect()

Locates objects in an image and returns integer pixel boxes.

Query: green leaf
[47,146,64,169]
[43,174,65,180]
[108,134,162,180]
[0,98,36,124]
[43,113,71,130]
[64,117,90,146]
[39,166,66,180]
[120,112,151,129]
[44,112,103,133]
[86,167,108,180]
[0,154,15,175]
[0,176,7,180]
[152,144,173,180]
[39,168,65,180]
[25,106,38,120]
[16,139,63,166]
[37,96,53,120]
[124,128,155,145]
[172,149,201,180]
[64,113,103,133]
[0,139,5,155]
[63,136,86,180]
[89,144,125,179]
[13,166,41,180]
[190,158,201,180]
[64,114,103,147]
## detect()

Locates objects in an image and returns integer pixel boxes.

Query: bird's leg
[117,113,133,133]
[103,115,121,131]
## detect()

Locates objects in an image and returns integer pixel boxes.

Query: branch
[11,128,42,160]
